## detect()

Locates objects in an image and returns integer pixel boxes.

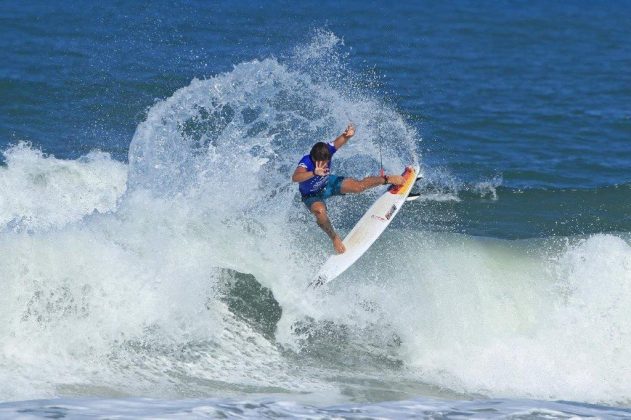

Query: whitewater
[1,32,630,417]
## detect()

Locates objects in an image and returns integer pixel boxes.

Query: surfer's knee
[310,202,327,218]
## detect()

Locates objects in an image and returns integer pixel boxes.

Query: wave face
[1,32,631,406]
[368,232,631,403]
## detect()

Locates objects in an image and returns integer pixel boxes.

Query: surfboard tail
[307,275,327,289]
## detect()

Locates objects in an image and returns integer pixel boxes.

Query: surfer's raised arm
[332,123,355,150]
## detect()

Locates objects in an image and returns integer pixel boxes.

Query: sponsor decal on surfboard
[385,204,397,220]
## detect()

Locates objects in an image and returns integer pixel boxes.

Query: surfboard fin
[406,174,423,201]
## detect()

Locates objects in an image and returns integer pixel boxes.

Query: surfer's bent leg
[310,201,346,254]
[340,175,405,194]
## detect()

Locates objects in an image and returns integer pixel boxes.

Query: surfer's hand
[387,175,405,186]
[343,123,355,139]
[314,161,329,176]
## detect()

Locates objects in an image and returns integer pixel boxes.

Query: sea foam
[0,143,127,232]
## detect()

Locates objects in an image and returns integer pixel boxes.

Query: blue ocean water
[3,1,630,239]
[2,1,631,417]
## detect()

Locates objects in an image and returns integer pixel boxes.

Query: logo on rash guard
[312,174,329,191]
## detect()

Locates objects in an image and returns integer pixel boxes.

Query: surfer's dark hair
[310,142,331,161]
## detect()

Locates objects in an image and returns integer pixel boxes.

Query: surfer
[292,124,405,254]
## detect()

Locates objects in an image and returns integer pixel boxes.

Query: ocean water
[1,1,630,418]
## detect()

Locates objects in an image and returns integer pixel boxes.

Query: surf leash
[379,141,385,178]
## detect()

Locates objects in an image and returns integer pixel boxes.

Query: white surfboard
[309,165,421,288]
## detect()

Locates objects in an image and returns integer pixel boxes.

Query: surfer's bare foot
[387,175,405,185]
[333,236,346,254]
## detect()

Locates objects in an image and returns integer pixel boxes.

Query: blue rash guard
[297,142,337,195]
[296,142,346,208]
